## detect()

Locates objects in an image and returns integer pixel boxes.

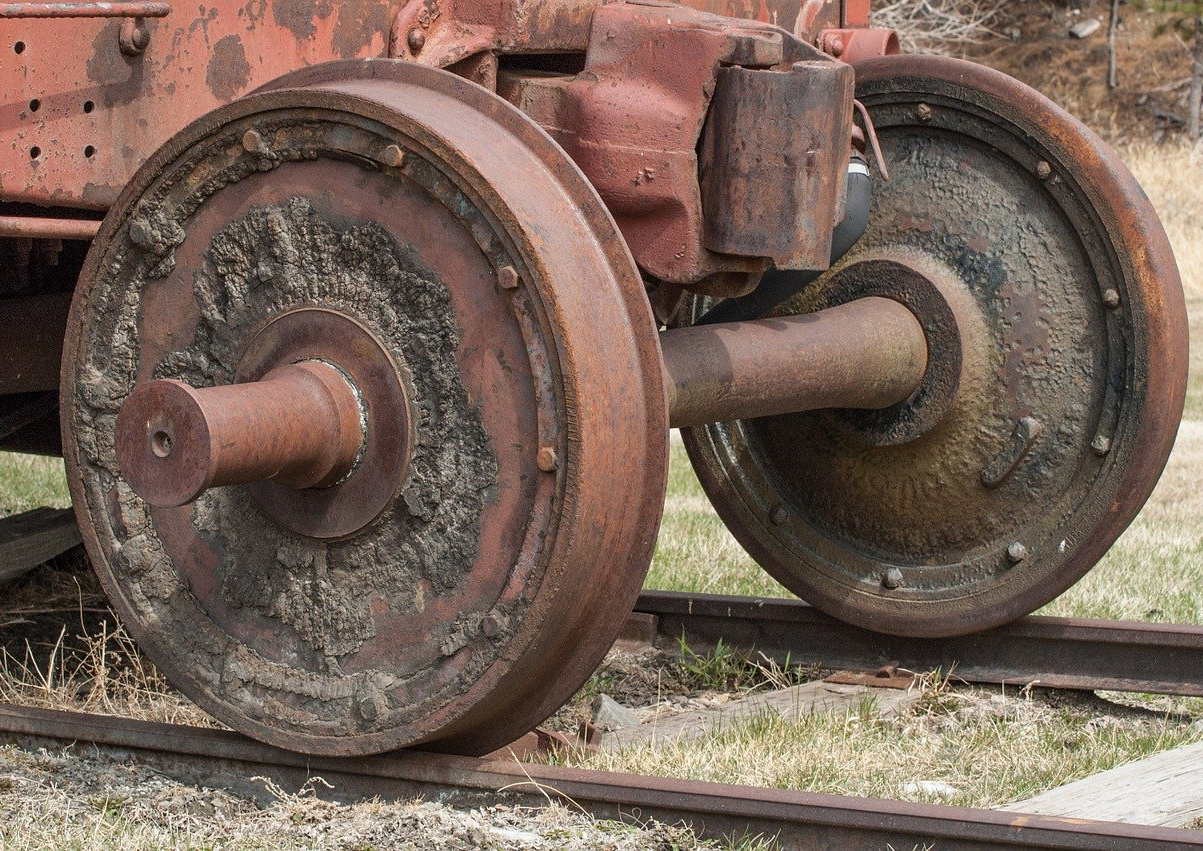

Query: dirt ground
[921,0,1199,145]
[0,741,700,850]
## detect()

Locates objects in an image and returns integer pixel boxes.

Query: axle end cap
[116,379,214,508]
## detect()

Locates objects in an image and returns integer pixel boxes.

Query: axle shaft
[115,361,363,507]
[661,297,928,428]
[115,298,926,507]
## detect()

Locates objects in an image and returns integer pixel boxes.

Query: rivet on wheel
[241,129,265,153]
[536,446,558,472]
[481,612,504,638]
[381,144,405,168]
[127,217,151,247]
[1006,541,1027,564]
[407,27,426,53]
[881,568,904,590]
[497,265,519,290]
[769,504,789,525]
[1036,160,1052,180]
[916,103,933,122]
[357,690,385,721]
[1091,434,1112,456]
[1102,288,1121,308]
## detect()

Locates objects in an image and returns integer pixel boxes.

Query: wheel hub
[798,252,973,446]
[236,307,413,539]
[116,306,414,540]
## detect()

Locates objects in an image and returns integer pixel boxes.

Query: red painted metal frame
[1,0,399,209]
[0,0,888,211]
[1,0,894,287]
[497,2,856,287]
[0,2,169,18]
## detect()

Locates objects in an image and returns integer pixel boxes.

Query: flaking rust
[682,55,1187,638]
[59,62,671,757]
[1,0,1188,760]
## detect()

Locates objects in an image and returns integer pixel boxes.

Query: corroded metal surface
[3,704,1201,848]
[387,0,602,65]
[0,216,101,240]
[635,591,1203,698]
[684,55,1188,637]
[115,360,367,510]
[61,61,668,755]
[5,0,867,294]
[814,25,899,61]
[2,0,400,208]
[116,305,418,540]
[661,297,926,428]
[496,2,854,290]
[232,307,415,540]
[699,58,853,271]
[386,0,879,67]
[0,2,169,18]
[8,0,1188,753]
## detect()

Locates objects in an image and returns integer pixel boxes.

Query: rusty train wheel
[61,61,668,755]
[684,55,1188,637]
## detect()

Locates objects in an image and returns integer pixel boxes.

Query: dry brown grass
[0,566,213,728]
[563,678,1203,809]
[0,621,213,728]
[874,0,1006,53]
[1123,141,1203,303]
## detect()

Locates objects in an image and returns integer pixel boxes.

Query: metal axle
[115,297,928,507]
[660,296,928,428]
[115,361,363,508]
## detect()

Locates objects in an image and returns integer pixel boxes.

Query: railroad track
[1,704,1200,850]
[632,591,1203,697]
[3,590,1203,848]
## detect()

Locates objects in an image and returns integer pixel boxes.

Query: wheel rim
[62,60,668,754]
[684,55,1188,637]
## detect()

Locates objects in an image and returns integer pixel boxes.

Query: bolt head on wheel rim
[61,61,667,755]
[685,55,1188,637]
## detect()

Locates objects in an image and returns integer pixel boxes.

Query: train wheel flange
[684,55,1188,637]
[62,60,668,755]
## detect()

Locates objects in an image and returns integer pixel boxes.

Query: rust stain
[272,0,333,40]
[206,34,251,99]
[895,211,933,233]
[331,0,391,58]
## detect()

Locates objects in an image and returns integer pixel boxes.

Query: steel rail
[0,703,1199,849]
[632,591,1203,696]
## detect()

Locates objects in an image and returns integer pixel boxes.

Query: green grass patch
[644,437,789,599]
[0,454,70,517]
